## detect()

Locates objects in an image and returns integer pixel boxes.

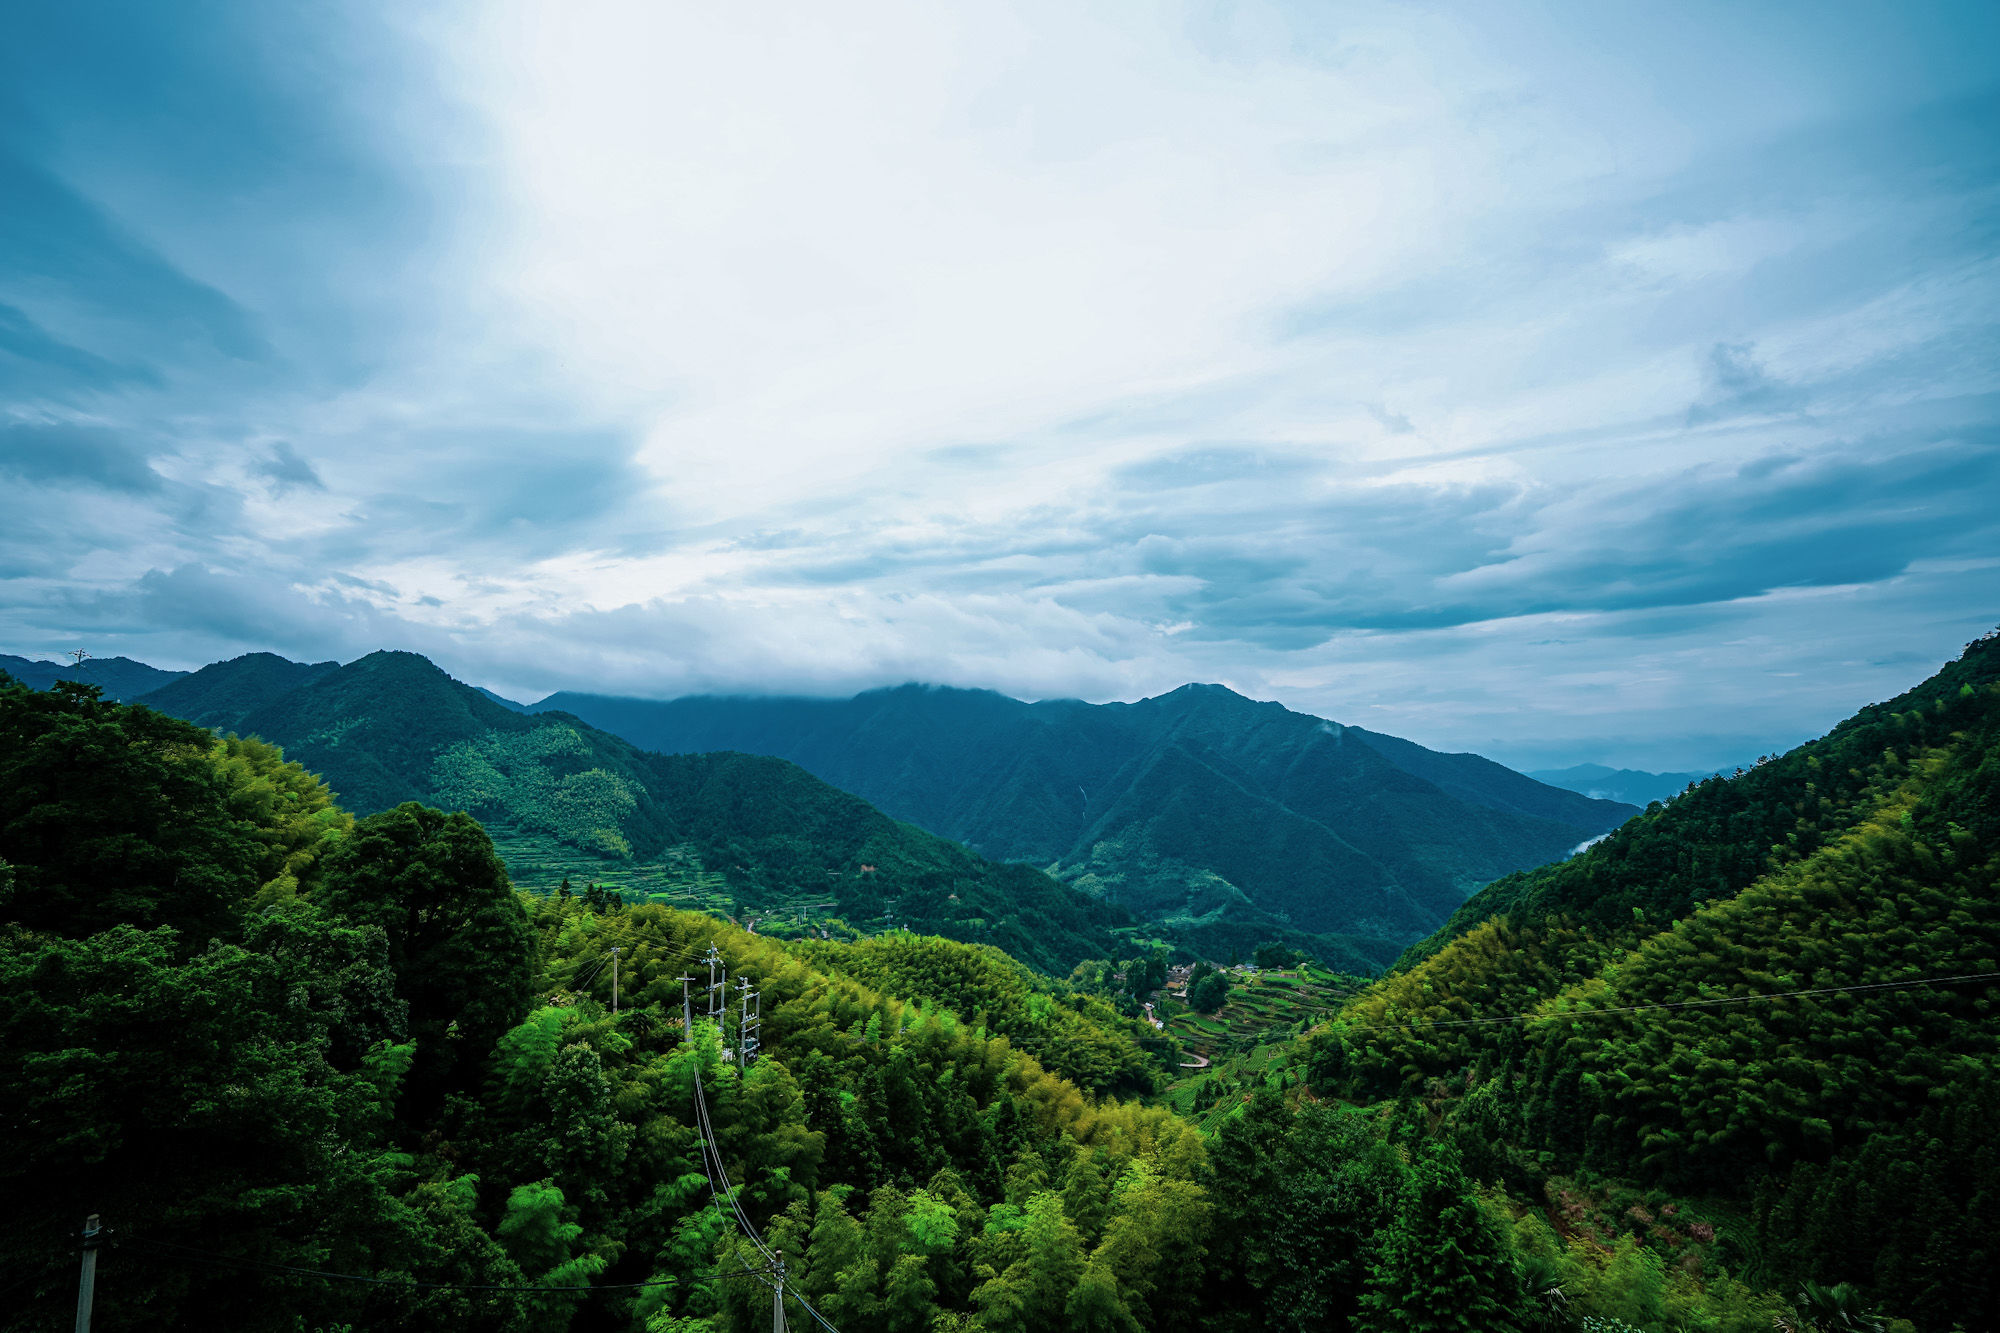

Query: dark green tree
[1188,968,1231,1013]
[1356,1142,1528,1333]
[0,679,259,942]
[315,803,534,1102]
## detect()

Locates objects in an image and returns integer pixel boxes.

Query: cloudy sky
[2,1,1996,771]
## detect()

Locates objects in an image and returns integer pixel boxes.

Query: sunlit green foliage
[433,725,646,858]
[794,932,1173,1097]
[1298,632,2000,1331]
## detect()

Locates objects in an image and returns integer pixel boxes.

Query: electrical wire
[549,937,730,997]
[675,969,850,1332]
[786,1283,846,1333]
[1336,968,2000,1035]
[690,1056,779,1264]
[120,1234,779,1293]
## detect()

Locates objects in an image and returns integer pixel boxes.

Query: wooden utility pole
[74,1214,100,1333]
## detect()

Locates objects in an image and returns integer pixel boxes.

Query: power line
[679,955,843,1333]
[1337,968,2000,1036]
[691,1057,779,1264]
[120,1234,779,1293]
[785,1284,845,1333]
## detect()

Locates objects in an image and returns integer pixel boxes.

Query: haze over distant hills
[532,681,1635,956]
[1527,762,1730,807]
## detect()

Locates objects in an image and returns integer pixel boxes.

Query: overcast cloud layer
[2,1,1996,771]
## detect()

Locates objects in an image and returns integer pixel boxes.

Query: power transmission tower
[65,649,90,669]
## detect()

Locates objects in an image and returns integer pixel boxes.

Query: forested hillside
[535,682,1634,963]
[1302,629,2000,1330]
[129,650,1127,974]
[1,667,1946,1331]
[133,650,341,731]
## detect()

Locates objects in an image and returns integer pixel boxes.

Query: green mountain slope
[134,651,340,730]
[136,650,1127,973]
[533,682,1636,958]
[1305,628,2000,1328]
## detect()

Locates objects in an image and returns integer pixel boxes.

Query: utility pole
[772,1257,787,1332]
[705,947,726,1025]
[610,947,622,1014]
[738,977,761,1067]
[678,973,698,1038]
[75,1214,101,1333]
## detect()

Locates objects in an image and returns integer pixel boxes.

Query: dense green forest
[129,650,1129,976]
[515,680,1636,959]
[121,650,1637,970]
[1301,629,2000,1330]
[5,633,1994,1330]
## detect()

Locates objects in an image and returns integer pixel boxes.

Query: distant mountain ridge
[4,645,1638,967]
[533,680,1636,953]
[0,653,186,700]
[1528,761,1727,806]
[120,649,1126,973]
[134,652,340,730]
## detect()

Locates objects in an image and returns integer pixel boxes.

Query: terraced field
[1162,964,1365,1057]
[1160,965,1366,1131]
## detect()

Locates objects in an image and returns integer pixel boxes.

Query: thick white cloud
[3,0,1997,770]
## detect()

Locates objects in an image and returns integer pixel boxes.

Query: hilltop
[0,652,185,699]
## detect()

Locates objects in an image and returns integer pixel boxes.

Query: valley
[1,631,1995,1331]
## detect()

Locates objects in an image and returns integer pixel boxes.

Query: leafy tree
[1187,968,1231,1013]
[315,802,535,1100]
[1356,1143,1527,1333]
[1253,943,1294,971]
[0,679,266,941]
[0,915,432,1330]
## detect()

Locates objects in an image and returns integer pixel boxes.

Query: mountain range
[129,651,1125,974]
[3,647,1635,967]
[0,652,187,700]
[529,683,1634,957]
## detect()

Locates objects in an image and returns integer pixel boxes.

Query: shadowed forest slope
[534,682,1635,955]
